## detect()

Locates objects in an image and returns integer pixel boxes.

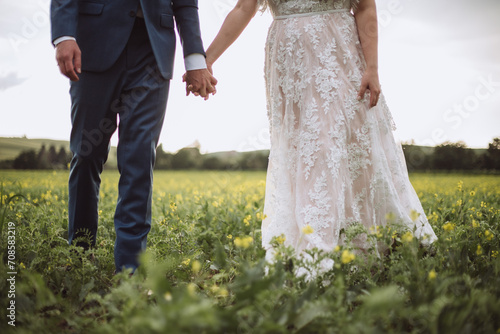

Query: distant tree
[48,145,58,165]
[202,156,224,170]
[401,144,431,171]
[0,160,14,169]
[484,137,500,170]
[432,141,476,170]
[37,144,50,169]
[155,144,173,169]
[490,137,500,150]
[171,147,202,169]
[238,151,269,170]
[13,150,38,169]
[55,146,71,169]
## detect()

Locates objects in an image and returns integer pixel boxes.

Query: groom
[51,0,216,272]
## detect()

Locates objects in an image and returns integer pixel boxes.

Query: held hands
[55,40,82,82]
[357,68,381,108]
[183,65,217,101]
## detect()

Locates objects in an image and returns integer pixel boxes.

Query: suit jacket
[51,0,205,79]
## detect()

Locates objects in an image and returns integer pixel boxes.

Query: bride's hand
[357,69,381,108]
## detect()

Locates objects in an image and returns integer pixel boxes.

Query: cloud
[0,72,28,91]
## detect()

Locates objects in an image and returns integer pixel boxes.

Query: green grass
[0,170,499,333]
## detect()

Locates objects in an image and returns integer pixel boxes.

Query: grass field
[0,170,499,333]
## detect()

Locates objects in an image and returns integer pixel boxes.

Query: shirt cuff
[185,54,207,71]
[54,36,76,46]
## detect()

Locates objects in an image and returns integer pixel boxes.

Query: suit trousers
[68,18,170,271]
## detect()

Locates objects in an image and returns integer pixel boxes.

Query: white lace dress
[261,0,437,263]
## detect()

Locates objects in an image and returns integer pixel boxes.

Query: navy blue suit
[51,0,205,271]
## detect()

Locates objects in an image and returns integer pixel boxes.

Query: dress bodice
[264,0,357,17]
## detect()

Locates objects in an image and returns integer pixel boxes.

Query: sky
[0,0,499,153]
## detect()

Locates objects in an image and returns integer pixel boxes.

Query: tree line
[1,138,499,172]
[0,144,71,170]
[402,138,500,172]
[154,144,269,171]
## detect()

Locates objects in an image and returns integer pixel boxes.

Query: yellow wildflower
[192,260,201,274]
[442,222,455,232]
[276,235,286,245]
[385,212,396,222]
[402,231,413,243]
[472,220,480,228]
[470,191,476,196]
[243,215,251,226]
[492,251,498,258]
[371,226,382,238]
[302,225,314,235]
[341,250,355,264]
[410,210,420,222]
[182,258,191,266]
[334,245,341,252]
[227,234,233,240]
[428,270,437,280]
[20,262,26,269]
[476,245,483,256]
[256,212,267,221]
[187,283,197,296]
[164,292,173,301]
[218,288,229,297]
[484,230,493,241]
[457,181,463,191]
[210,285,228,297]
[234,236,253,249]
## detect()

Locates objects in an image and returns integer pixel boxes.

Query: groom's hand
[183,69,217,101]
[55,40,82,82]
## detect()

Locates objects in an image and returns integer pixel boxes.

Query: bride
[202,0,437,267]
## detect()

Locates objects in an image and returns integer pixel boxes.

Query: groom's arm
[172,0,217,99]
[171,0,205,59]
[51,0,81,81]
[51,0,78,43]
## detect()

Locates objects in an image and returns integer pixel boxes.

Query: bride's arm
[205,0,260,69]
[354,0,381,107]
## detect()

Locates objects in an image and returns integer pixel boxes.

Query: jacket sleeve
[171,0,206,58]
[50,0,78,44]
